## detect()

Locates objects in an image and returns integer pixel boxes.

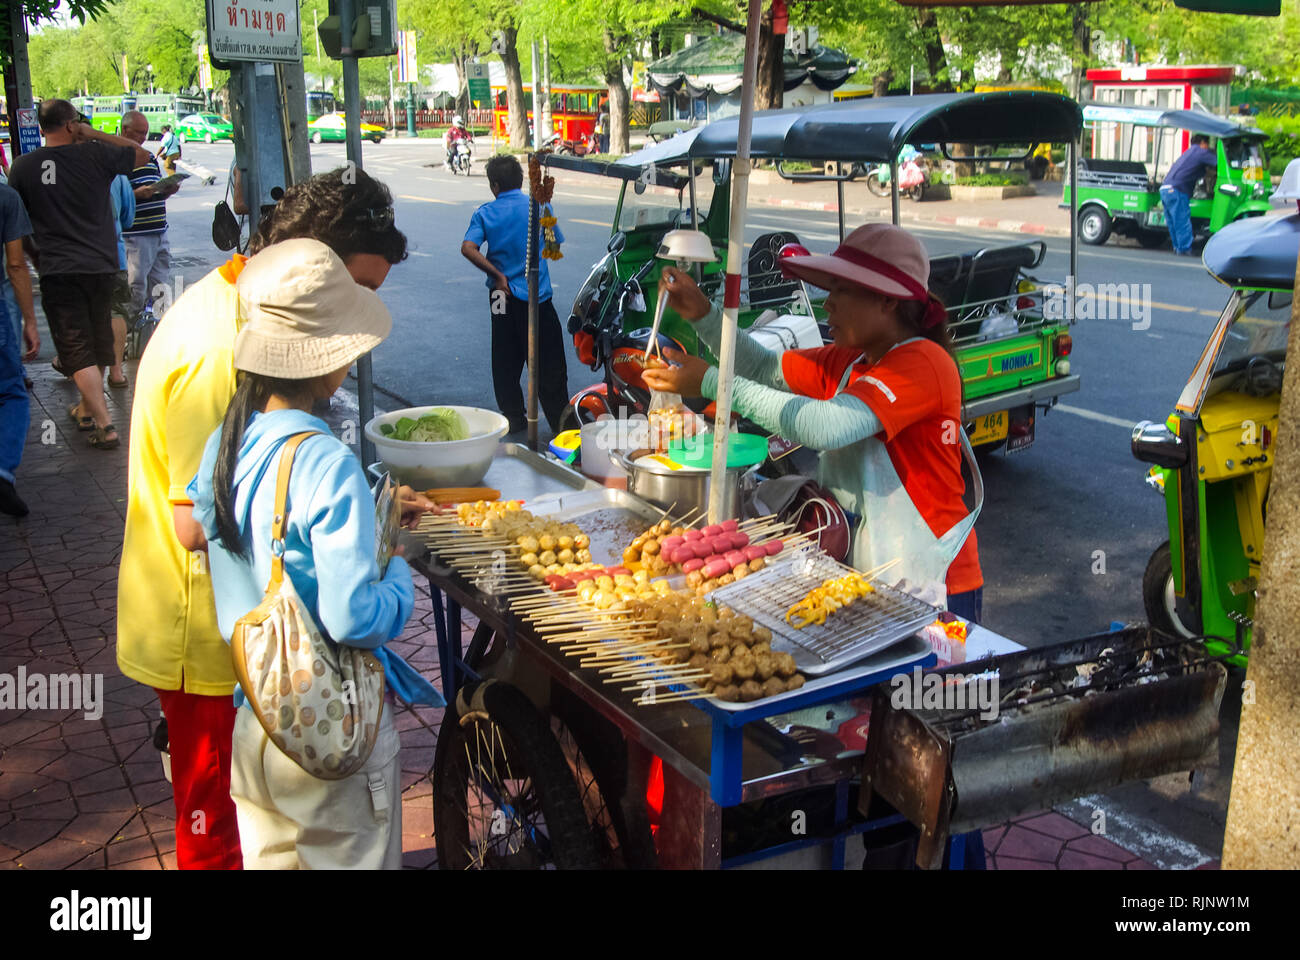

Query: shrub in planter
[953,173,1028,187]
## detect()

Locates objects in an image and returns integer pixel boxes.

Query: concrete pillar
[1221,250,1300,869]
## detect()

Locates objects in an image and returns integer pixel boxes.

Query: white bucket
[581,415,650,485]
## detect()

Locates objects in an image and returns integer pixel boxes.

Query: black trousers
[490,293,570,432]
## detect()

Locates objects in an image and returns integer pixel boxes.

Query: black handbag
[212,172,241,251]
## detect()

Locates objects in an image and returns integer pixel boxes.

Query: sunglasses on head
[358,206,394,230]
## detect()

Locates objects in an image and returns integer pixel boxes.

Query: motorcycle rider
[443,115,473,173]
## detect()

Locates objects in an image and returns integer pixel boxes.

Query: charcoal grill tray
[708,547,941,676]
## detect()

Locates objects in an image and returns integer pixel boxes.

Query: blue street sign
[16,108,42,155]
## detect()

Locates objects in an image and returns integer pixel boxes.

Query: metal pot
[612,448,755,518]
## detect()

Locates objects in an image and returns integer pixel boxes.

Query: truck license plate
[969,411,1008,446]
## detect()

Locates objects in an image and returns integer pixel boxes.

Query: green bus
[88,95,136,134]
[135,94,206,139]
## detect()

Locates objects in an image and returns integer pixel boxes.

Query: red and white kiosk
[1086,64,1242,155]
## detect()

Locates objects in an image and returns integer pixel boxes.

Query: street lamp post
[147,64,154,95]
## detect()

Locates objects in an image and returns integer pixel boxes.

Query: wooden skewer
[862,557,903,582]
[617,675,712,692]
[636,692,713,704]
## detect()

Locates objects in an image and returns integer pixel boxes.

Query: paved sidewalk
[1,356,1208,870]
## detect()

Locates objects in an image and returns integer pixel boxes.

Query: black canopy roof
[1203,213,1299,290]
[673,91,1082,163]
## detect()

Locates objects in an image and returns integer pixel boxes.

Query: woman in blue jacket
[189,238,442,869]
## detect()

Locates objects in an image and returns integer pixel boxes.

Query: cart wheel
[1142,541,1199,639]
[1079,207,1112,246]
[433,680,601,870]
[550,687,657,869]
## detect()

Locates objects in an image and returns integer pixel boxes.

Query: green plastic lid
[667,432,768,470]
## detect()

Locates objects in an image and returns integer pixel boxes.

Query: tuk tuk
[1065,103,1273,247]
[1130,203,1297,665]
[548,91,1084,459]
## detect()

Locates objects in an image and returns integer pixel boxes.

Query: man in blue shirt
[1159,135,1216,255]
[460,154,569,434]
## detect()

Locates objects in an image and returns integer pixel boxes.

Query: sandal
[88,424,120,450]
[68,402,95,432]
[108,373,129,389]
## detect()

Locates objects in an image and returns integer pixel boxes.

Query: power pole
[337,0,373,465]
[540,35,552,144]
[3,1,35,156]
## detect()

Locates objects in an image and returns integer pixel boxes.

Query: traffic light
[317,0,399,58]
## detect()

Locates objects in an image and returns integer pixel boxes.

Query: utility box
[317,0,397,59]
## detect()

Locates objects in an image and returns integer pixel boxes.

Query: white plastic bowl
[364,405,508,488]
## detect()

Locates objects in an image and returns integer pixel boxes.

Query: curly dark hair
[249,166,408,264]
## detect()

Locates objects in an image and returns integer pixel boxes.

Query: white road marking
[555,190,619,201]
[1055,404,1136,429]
[398,194,460,205]
[1055,796,1216,870]
[570,218,610,227]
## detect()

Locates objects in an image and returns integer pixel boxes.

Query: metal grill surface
[708,548,941,675]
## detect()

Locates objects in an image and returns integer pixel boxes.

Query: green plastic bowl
[666,432,768,470]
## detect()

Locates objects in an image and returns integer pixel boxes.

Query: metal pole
[837,179,846,242]
[540,35,552,143]
[338,0,374,466]
[707,0,763,524]
[890,159,900,225]
[526,158,540,451]
[530,40,540,148]
[3,1,34,156]
[388,63,394,134]
[1068,138,1078,325]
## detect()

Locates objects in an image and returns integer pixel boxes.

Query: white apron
[817,341,984,607]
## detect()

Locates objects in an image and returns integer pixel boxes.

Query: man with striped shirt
[121,110,180,325]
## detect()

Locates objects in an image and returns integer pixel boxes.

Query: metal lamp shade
[656,229,717,263]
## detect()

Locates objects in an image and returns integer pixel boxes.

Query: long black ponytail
[212,372,318,561]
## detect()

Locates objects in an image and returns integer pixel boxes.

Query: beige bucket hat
[233,238,392,378]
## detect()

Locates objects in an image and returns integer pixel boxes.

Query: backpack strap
[267,432,322,589]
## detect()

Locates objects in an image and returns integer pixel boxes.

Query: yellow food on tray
[785,572,876,629]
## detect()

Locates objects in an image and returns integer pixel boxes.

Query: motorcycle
[1130,193,1297,666]
[545,131,600,157]
[562,232,809,474]
[563,233,701,427]
[447,138,473,175]
[863,148,928,201]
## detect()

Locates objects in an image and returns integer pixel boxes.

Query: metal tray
[707,548,942,676]
[528,487,665,568]
[650,633,933,714]
[490,443,601,501]
[368,442,599,503]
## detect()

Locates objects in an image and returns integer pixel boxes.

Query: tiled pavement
[2,357,1202,870]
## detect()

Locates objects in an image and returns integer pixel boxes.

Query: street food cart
[400,442,1227,869]
[390,92,1228,870]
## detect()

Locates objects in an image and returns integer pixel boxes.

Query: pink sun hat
[779,223,948,328]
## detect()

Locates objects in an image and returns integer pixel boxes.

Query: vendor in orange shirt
[642,223,984,622]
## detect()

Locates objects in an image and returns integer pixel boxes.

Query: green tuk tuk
[1064,103,1273,247]
[549,91,1084,458]
[1131,206,1297,665]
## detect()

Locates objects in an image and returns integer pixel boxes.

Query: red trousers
[155,688,243,870]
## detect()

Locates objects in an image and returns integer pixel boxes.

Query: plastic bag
[647,387,686,452]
